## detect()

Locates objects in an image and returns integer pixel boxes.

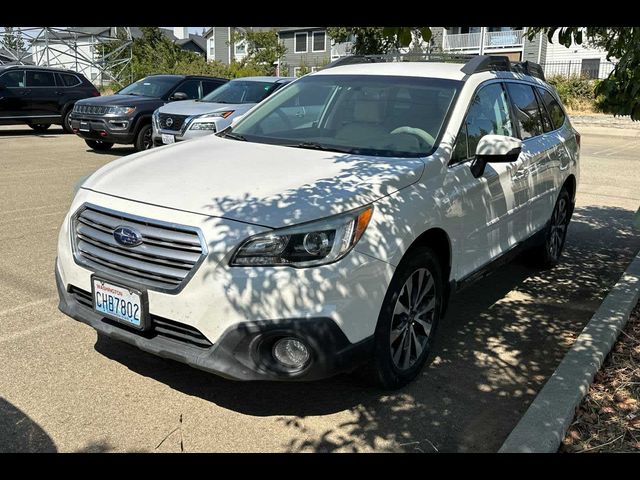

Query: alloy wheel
[549,196,568,259]
[390,267,437,371]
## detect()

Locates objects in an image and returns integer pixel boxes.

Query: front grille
[74,104,109,115]
[158,113,188,131]
[68,286,213,348]
[72,204,206,291]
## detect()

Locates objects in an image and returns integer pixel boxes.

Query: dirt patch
[561,301,640,452]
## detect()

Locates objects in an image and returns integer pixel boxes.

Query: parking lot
[1,124,638,452]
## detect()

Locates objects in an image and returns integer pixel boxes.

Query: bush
[546,75,603,112]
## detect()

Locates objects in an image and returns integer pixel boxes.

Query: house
[432,27,612,79]
[204,27,350,75]
[29,27,206,84]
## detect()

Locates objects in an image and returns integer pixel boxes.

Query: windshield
[117,76,180,98]
[201,80,277,104]
[228,74,461,157]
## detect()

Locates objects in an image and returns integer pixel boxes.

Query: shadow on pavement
[0,397,57,453]
[0,126,66,137]
[93,204,640,452]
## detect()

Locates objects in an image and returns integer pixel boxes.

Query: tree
[526,27,640,120]
[233,28,287,76]
[327,27,432,55]
[1,26,27,53]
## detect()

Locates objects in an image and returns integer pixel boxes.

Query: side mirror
[170,92,188,101]
[470,134,522,178]
[230,114,245,127]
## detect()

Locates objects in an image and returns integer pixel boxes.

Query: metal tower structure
[0,27,133,87]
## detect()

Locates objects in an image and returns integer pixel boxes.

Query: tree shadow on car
[93,204,639,452]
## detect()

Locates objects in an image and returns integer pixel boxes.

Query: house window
[294,32,308,53]
[581,58,601,79]
[235,40,247,56]
[311,66,319,72]
[312,31,326,52]
[209,38,215,56]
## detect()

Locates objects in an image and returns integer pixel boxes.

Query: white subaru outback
[56,56,580,388]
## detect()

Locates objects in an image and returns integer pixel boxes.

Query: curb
[499,250,640,453]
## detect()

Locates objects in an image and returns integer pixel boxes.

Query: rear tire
[29,124,51,133]
[529,187,572,269]
[62,109,74,134]
[85,139,114,151]
[364,247,444,389]
[134,124,153,151]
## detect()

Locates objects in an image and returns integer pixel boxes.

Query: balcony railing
[443,30,525,51]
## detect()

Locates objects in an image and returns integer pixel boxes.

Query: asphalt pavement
[0,124,638,452]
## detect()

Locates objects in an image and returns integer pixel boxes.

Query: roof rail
[511,60,546,81]
[460,55,511,75]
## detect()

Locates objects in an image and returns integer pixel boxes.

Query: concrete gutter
[499,251,640,453]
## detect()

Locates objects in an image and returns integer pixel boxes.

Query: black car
[70,74,228,152]
[0,65,100,133]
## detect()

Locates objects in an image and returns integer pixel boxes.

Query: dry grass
[560,301,640,453]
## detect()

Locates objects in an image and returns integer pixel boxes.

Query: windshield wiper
[218,130,246,141]
[287,142,354,154]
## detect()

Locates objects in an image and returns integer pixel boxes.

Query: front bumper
[56,265,373,381]
[70,114,135,144]
[56,189,394,381]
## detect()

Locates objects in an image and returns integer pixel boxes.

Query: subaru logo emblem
[113,226,142,247]
[165,117,174,127]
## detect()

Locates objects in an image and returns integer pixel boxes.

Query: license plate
[79,121,90,132]
[162,134,175,144]
[93,278,144,329]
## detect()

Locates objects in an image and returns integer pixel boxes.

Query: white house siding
[544,30,612,79]
[31,39,104,84]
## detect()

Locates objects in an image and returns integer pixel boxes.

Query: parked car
[56,56,580,388]
[0,65,100,133]
[69,74,227,152]
[152,76,294,146]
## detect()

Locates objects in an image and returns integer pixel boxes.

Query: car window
[26,70,56,87]
[201,80,279,104]
[0,70,25,87]
[505,82,545,140]
[175,79,201,99]
[202,80,224,96]
[452,82,514,163]
[58,73,81,87]
[537,87,566,130]
[535,90,555,133]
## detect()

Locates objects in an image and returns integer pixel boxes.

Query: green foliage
[1,26,27,53]
[527,27,640,120]
[546,75,602,111]
[233,29,287,76]
[327,27,432,55]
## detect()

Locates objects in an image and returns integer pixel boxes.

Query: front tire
[367,248,444,389]
[29,124,51,133]
[134,124,153,151]
[85,139,114,151]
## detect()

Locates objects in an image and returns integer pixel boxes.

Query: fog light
[272,337,310,369]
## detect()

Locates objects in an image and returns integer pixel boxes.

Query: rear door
[25,70,60,117]
[0,69,29,118]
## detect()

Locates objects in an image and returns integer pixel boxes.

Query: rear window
[26,70,56,87]
[505,82,545,140]
[58,73,81,87]
[537,87,566,130]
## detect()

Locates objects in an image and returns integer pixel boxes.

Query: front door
[0,69,29,119]
[443,81,531,279]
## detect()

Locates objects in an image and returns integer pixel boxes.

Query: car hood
[76,94,161,107]
[158,100,255,117]
[82,135,425,228]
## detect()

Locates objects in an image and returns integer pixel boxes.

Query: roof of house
[176,34,206,52]
[0,48,34,64]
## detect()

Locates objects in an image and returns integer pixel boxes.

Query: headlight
[105,106,135,116]
[230,206,373,268]
[201,110,235,119]
[189,122,217,131]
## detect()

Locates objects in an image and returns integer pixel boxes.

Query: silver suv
[152,76,294,146]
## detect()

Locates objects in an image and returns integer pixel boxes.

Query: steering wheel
[390,126,436,150]
[276,109,294,130]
